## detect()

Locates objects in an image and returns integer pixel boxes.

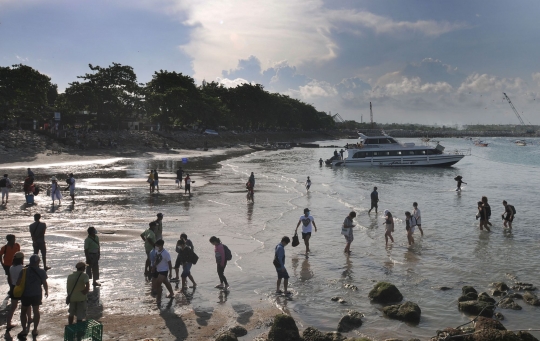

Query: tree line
[0,63,334,130]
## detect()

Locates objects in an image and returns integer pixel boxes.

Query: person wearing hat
[141,222,157,278]
[1,174,12,205]
[84,227,101,287]
[50,176,62,205]
[154,213,164,241]
[17,254,48,338]
[295,208,318,256]
[67,173,76,203]
[29,214,51,271]
[6,251,30,330]
[66,262,90,325]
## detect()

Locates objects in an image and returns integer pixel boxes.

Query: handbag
[66,272,83,305]
[291,233,300,247]
[191,252,199,265]
[13,268,27,298]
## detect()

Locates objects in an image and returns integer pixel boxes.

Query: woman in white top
[50,176,62,205]
[383,209,395,246]
[412,202,423,236]
[7,252,31,330]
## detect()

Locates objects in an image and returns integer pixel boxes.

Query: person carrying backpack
[502,200,516,229]
[209,236,230,290]
[175,239,197,291]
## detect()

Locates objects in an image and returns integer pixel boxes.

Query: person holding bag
[66,262,90,325]
[341,211,356,254]
[6,252,31,330]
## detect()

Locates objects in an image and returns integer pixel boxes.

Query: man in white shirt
[295,208,318,256]
[151,239,174,302]
[412,202,423,236]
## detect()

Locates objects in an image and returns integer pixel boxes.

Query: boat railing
[449,148,471,156]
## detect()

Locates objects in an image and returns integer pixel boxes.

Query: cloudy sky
[2,0,540,125]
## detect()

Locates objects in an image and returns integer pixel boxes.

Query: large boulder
[474,316,506,331]
[523,291,540,306]
[462,286,478,296]
[458,292,479,302]
[368,282,403,303]
[516,331,540,341]
[337,311,364,332]
[267,314,301,341]
[477,292,496,304]
[215,331,238,341]
[382,301,421,323]
[302,327,346,341]
[458,301,494,317]
[228,325,247,337]
[498,297,522,310]
[471,329,521,341]
[493,282,510,291]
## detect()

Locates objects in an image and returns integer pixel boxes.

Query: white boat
[515,140,527,146]
[332,133,469,167]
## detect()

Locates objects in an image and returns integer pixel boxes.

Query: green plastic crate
[64,319,103,341]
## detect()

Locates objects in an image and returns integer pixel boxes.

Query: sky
[1,0,540,125]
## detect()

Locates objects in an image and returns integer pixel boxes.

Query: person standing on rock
[176,167,184,189]
[185,174,192,195]
[67,173,76,203]
[502,200,515,229]
[50,176,62,205]
[412,202,424,236]
[140,222,157,279]
[342,211,356,254]
[295,208,318,256]
[274,236,291,295]
[383,210,394,246]
[368,187,379,214]
[153,169,160,193]
[1,174,12,205]
[154,213,164,241]
[66,261,90,325]
[29,214,51,271]
[84,227,101,287]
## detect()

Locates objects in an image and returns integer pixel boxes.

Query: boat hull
[332,154,465,167]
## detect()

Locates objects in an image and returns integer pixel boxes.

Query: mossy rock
[215,331,238,341]
[382,301,421,324]
[477,292,496,304]
[268,314,301,341]
[303,327,346,341]
[474,316,506,331]
[458,300,494,317]
[523,291,540,306]
[516,331,540,341]
[458,292,478,302]
[368,282,403,303]
[229,325,248,337]
[337,311,363,332]
[462,286,478,296]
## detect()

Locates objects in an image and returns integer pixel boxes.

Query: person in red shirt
[1,234,21,277]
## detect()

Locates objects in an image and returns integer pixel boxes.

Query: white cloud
[297,80,338,98]
[532,72,540,86]
[16,55,29,62]
[457,73,525,93]
[372,76,452,98]
[216,77,251,88]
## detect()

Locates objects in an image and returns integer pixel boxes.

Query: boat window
[379,139,389,144]
[365,152,372,157]
[373,152,379,156]
[427,149,434,155]
[407,151,415,155]
[352,152,366,158]
[388,139,397,143]
[364,139,377,144]
[415,150,426,155]
[384,151,390,155]
[390,151,402,156]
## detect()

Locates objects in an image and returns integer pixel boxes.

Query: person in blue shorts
[274,236,290,294]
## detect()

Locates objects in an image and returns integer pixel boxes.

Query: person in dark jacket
[368,187,379,214]
[175,239,196,291]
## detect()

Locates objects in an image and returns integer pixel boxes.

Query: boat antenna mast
[370,102,374,128]
[503,92,526,125]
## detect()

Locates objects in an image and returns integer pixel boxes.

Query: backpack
[223,244,232,261]
[0,178,6,187]
[509,205,516,215]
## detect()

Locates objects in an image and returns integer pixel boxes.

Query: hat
[87,226,97,234]
[384,209,390,216]
[76,262,87,269]
[304,208,310,213]
[14,252,24,259]
[51,176,57,181]
[29,254,40,265]
[157,213,164,217]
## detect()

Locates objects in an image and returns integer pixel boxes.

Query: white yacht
[332,133,469,167]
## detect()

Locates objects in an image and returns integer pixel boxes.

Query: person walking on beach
[147,170,155,193]
[154,169,160,193]
[66,262,90,325]
[1,174,12,205]
[151,240,175,301]
[209,236,229,290]
[50,176,62,205]
[248,172,255,189]
[305,177,312,192]
[16,254,48,338]
[295,208,318,256]
[476,201,490,232]
[412,202,424,236]
[455,175,466,191]
[6,252,30,330]
[405,211,417,245]
[481,196,493,227]
[27,168,35,180]
[341,211,356,253]
[1,234,20,278]
[502,200,515,229]
[246,180,254,202]
[141,222,157,278]
[154,213,164,241]
[274,236,291,295]
[368,187,379,214]
[185,174,192,195]
[84,227,101,287]
[175,239,197,291]
[67,173,76,203]
[319,158,323,166]
[383,210,395,246]
[173,234,196,286]
[29,214,51,271]
[176,167,184,188]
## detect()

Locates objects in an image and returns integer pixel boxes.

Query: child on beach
[383,210,394,246]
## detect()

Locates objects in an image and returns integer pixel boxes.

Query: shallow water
[1,139,539,339]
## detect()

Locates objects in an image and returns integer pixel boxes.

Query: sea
[1,137,539,340]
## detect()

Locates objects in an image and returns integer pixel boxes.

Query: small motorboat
[515,140,527,146]
[474,140,489,147]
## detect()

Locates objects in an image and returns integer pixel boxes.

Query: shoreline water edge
[0,133,539,341]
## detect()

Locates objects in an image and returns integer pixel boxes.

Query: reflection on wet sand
[342,255,353,279]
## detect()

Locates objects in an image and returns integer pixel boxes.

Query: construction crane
[503,92,525,125]
[370,102,374,127]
